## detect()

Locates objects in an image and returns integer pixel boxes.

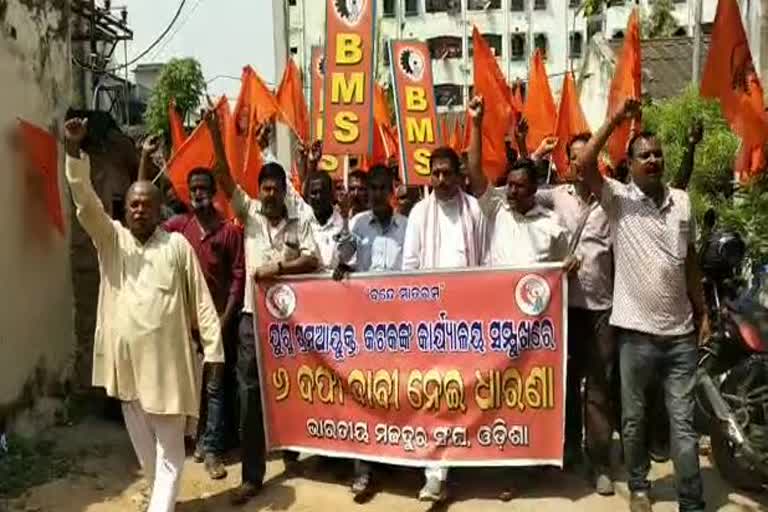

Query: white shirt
[306,208,345,270]
[349,211,408,271]
[479,186,570,266]
[402,193,486,270]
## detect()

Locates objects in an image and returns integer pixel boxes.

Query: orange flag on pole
[362,83,398,170]
[552,72,590,176]
[523,50,557,153]
[472,26,513,181]
[16,119,63,234]
[605,9,641,167]
[701,0,768,181]
[276,59,310,143]
[167,96,235,218]
[168,99,186,153]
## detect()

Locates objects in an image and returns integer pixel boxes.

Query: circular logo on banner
[265,284,297,320]
[515,274,551,317]
[398,47,426,82]
[333,0,365,27]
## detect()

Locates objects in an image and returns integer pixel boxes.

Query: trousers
[122,401,186,512]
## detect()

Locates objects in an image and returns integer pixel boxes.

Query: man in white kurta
[64,118,224,512]
[401,147,487,503]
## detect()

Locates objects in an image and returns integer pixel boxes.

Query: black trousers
[237,313,267,484]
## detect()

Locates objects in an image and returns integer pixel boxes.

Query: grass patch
[0,434,76,499]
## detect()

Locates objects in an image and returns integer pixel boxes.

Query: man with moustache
[578,99,709,512]
[402,146,487,503]
[204,105,319,506]
[64,117,224,512]
[164,168,244,481]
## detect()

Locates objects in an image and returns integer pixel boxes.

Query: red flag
[168,99,186,153]
[16,119,63,234]
[472,26,513,180]
[276,59,310,142]
[450,114,463,153]
[552,73,590,176]
[701,0,768,181]
[523,50,557,153]
[605,9,642,167]
[167,96,234,218]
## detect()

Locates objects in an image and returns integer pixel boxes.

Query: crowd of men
[63,93,709,512]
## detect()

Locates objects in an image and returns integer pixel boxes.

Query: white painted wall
[0,1,75,411]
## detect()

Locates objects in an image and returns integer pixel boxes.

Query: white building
[286,0,716,112]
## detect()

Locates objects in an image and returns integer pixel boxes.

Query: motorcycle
[695,211,768,491]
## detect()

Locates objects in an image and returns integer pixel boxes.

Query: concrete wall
[0,0,75,421]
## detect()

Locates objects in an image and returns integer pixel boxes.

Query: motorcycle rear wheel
[709,356,768,492]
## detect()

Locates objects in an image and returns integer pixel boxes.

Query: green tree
[642,0,680,38]
[642,86,739,219]
[143,58,206,139]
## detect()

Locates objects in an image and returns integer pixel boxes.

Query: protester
[334,165,409,499]
[162,167,245,481]
[466,96,569,267]
[64,117,224,512]
[402,145,486,502]
[394,183,419,217]
[536,131,617,495]
[577,98,709,512]
[203,104,320,506]
[347,170,369,217]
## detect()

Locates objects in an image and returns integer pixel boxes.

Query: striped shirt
[601,178,696,336]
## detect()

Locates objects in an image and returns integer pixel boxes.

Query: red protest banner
[322,0,375,156]
[310,46,340,175]
[255,266,567,466]
[390,40,440,187]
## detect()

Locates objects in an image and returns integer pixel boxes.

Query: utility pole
[692,0,703,84]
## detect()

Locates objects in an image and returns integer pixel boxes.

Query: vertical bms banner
[309,46,340,174]
[322,0,376,156]
[390,40,440,186]
[254,266,568,466]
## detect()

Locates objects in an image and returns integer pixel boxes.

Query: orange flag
[167,96,234,218]
[233,66,278,198]
[552,73,590,175]
[472,26,513,180]
[362,84,398,170]
[168,99,186,153]
[276,59,310,143]
[701,0,768,181]
[511,82,524,112]
[523,50,557,153]
[16,119,63,234]
[605,9,641,167]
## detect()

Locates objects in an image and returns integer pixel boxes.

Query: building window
[569,32,583,59]
[469,0,501,9]
[673,26,688,36]
[288,0,297,6]
[534,33,548,60]
[383,40,390,65]
[428,36,463,59]
[569,0,580,7]
[510,0,525,10]
[587,18,602,40]
[611,30,624,40]
[468,34,502,57]
[405,0,419,16]
[534,0,547,10]
[608,0,625,6]
[290,46,298,55]
[383,0,396,17]
[510,33,526,61]
[426,0,461,13]
[435,84,463,107]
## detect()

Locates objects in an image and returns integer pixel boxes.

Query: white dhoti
[424,465,448,481]
[122,401,186,512]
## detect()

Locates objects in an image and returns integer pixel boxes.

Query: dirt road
[5,418,766,512]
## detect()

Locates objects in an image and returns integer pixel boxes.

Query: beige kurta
[66,154,224,417]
